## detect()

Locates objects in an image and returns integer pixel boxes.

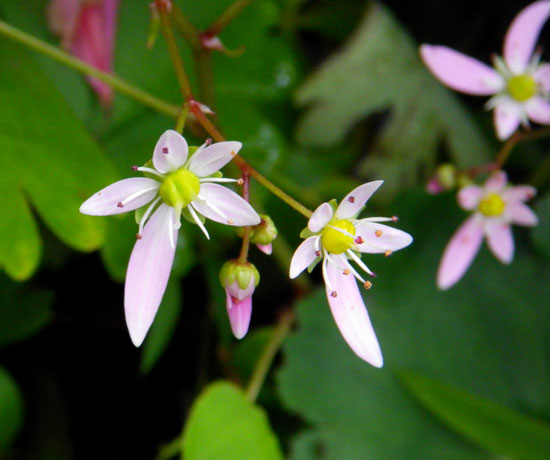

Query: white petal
[152,130,189,173]
[354,222,413,254]
[457,185,483,210]
[335,181,384,219]
[484,171,508,192]
[507,202,538,226]
[289,236,320,279]
[485,220,514,264]
[189,141,242,177]
[493,101,522,140]
[124,204,178,347]
[502,185,536,202]
[308,202,333,232]
[535,63,550,92]
[225,291,252,340]
[79,178,159,216]
[526,97,550,125]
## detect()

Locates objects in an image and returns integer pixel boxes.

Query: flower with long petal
[289,181,413,366]
[437,171,537,290]
[80,130,260,346]
[420,1,550,140]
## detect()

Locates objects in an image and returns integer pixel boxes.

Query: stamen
[230,150,237,157]
[237,178,244,185]
[385,250,392,257]
[330,291,338,298]
[359,217,395,223]
[327,224,354,239]
[117,202,124,208]
[199,177,239,183]
[136,233,142,240]
[348,196,355,203]
[227,219,234,225]
[346,250,375,277]
[135,166,165,179]
[132,165,138,171]
[392,216,399,222]
[354,236,364,244]
[188,204,210,240]
[167,207,175,250]
[343,269,350,275]
[121,185,160,206]
[375,230,383,237]
[205,138,212,146]
[322,256,333,292]
[315,250,321,257]
[138,196,161,236]
[364,281,372,289]
[162,147,169,154]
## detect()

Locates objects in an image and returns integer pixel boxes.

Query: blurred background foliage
[0,0,549,459]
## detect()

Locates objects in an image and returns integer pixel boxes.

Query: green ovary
[321,219,355,254]
[507,74,536,101]
[478,193,505,217]
[159,169,200,208]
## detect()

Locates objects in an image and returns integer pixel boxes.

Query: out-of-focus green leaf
[531,191,550,258]
[0,365,23,452]
[400,371,550,460]
[183,381,283,460]
[232,327,273,381]
[0,40,117,281]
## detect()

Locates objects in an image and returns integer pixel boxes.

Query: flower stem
[206,0,256,37]
[495,127,550,167]
[238,173,252,263]
[175,103,190,133]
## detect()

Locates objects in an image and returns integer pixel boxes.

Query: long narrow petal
[289,236,320,279]
[153,130,188,173]
[188,141,242,177]
[493,102,522,140]
[457,185,483,210]
[485,221,514,263]
[502,185,536,202]
[79,178,159,215]
[308,202,333,232]
[526,97,550,125]
[335,181,383,219]
[354,222,413,254]
[437,215,484,290]
[420,45,504,95]
[225,291,252,340]
[535,63,550,92]
[507,202,538,226]
[192,184,260,226]
[124,204,178,347]
[503,1,550,74]
[484,171,507,192]
[324,258,383,367]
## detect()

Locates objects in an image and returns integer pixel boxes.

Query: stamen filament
[196,194,227,220]
[199,177,239,183]
[121,186,160,206]
[346,250,375,276]
[135,167,166,179]
[138,196,162,236]
[188,203,210,240]
[321,253,333,292]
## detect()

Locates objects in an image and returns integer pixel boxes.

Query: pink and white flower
[80,130,260,346]
[420,1,550,140]
[289,181,413,366]
[437,171,538,290]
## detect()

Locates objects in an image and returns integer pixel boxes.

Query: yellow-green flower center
[478,193,505,217]
[159,169,200,209]
[507,74,536,102]
[321,219,355,254]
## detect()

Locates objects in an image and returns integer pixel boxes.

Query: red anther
[370,272,377,278]
[162,147,169,154]
[136,233,142,240]
[132,165,138,171]
[392,216,399,222]
[205,138,212,145]
[354,236,364,244]
[315,250,321,257]
[375,230,383,237]
[348,196,355,203]
[364,281,372,289]
[117,202,124,208]
[330,291,338,297]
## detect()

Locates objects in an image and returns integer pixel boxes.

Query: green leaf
[531,191,550,258]
[400,372,550,460]
[232,327,273,381]
[0,365,23,452]
[183,381,283,460]
[0,39,118,280]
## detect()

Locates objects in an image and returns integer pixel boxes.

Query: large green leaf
[531,190,550,259]
[183,381,283,460]
[0,365,23,452]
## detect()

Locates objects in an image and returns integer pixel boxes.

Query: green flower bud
[238,214,278,246]
[219,260,260,291]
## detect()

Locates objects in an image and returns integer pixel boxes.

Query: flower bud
[238,214,278,254]
[426,163,457,194]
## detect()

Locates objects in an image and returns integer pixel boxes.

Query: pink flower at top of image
[420,1,550,140]
[437,171,538,290]
[48,0,120,106]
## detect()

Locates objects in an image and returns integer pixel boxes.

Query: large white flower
[289,181,413,366]
[80,130,260,346]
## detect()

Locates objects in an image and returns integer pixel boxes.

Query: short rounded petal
[257,243,272,255]
[308,202,333,232]
[503,1,550,74]
[153,130,189,173]
[192,183,260,226]
[289,236,320,279]
[188,141,242,177]
[484,171,508,192]
[420,45,504,95]
[226,279,256,302]
[354,222,413,254]
[507,202,538,226]
[335,181,384,219]
[225,291,252,340]
[493,102,522,140]
[437,215,484,290]
[526,97,550,125]
[79,177,159,216]
[535,63,550,92]
[324,258,383,367]
[485,221,514,264]
[502,185,536,202]
[457,185,483,210]
[124,204,178,347]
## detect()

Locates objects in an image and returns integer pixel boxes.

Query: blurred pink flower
[421,1,550,140]
[48,0,120,106]
[437,171,538,290]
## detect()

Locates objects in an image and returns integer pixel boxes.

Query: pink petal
[526,97,550,125]
[485,221,514,263]
[437,215,484,290]
[502,185,536,202]
[324,257,383,367]
[188,141,242,177]
[503,1,550,74]
[354,222,413,254]
[153,130,189,173]
[507,202,538,226]
[191,183,260,226]
[225,291,252,340]
[79,177,159,216]
[47,0,80,47]
[308,202,333,232]
[420,45,504,95]
[457,185,483,210]
[484,171,508,192]
[124,204,178,347]
[289,236,320,279]
[335,181,384,219]
[257,243,272,255]
[226,279,256,302]
[535,64,550,92]
[493,102,522,140]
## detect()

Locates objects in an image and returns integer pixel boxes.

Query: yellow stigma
[478,193,505,217]
[321,219,355,254]
[507,74,536,101]
[159,169,200,208]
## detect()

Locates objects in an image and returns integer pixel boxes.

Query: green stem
[175,103,190,133]
[206,0,256,36]
[495,127,550,167]
[0,19,180,118]
[171,5,202,52]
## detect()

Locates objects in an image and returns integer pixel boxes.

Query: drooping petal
[437,215,484,290]
[335,181,384,219]
[493,101,522,140]
[257,243,272,255]
[188,141,242,177]
[192,183,260,226]
[526,97,550,125]
[79,177,159,216]
[225,291,252,340]
[153,130,189,173]
[502,185,536,202]
[507,202,539,226]
[484,171,508,192]
[485,221,514,263]
[420,45,504,95]
[289,236,320,279]
[457,185,483,210]
[323,257,383,367]
[503,1,550,74]
[47,0,80,48]
[535,63,550,92]
[308,202,333,232]
[354,222,413,254]
[124,204,178,347]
